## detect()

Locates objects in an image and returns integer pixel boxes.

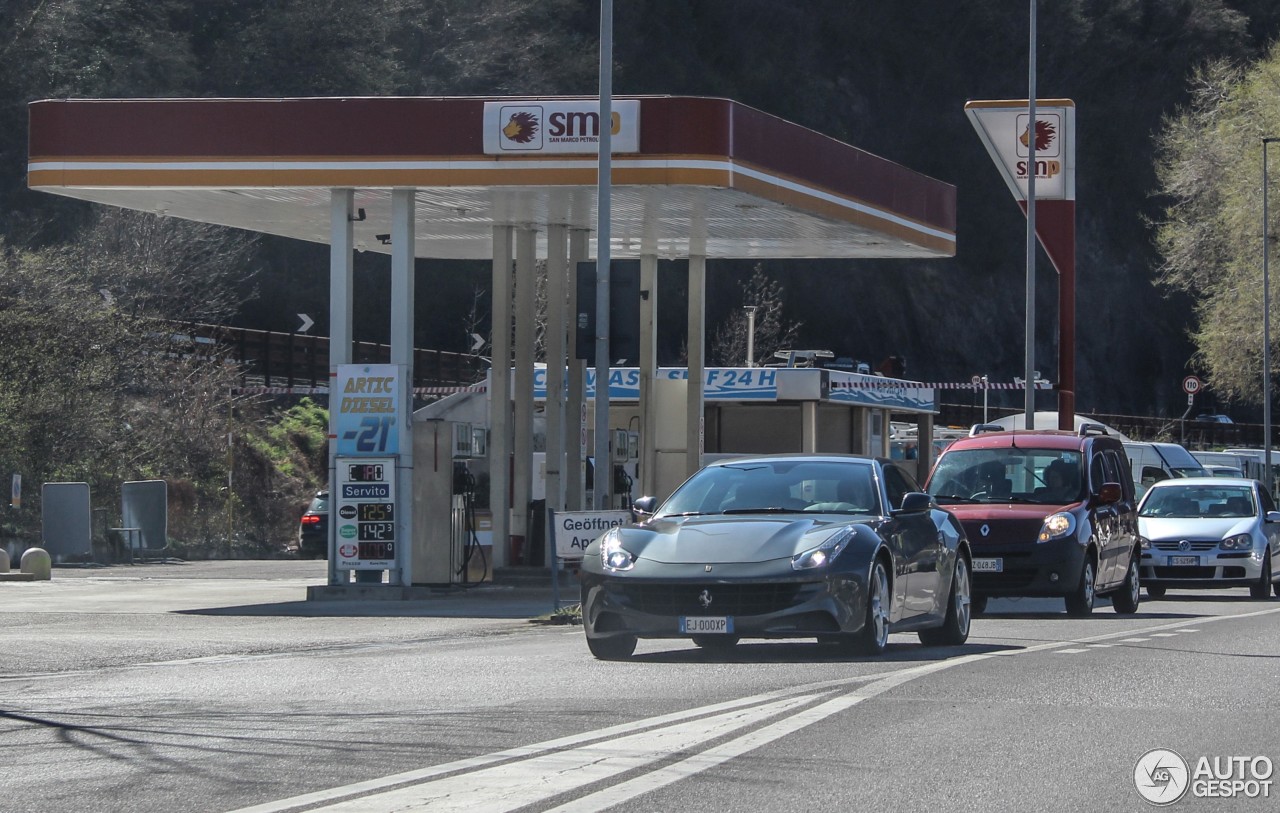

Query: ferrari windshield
[928,448,1085,505]
[657,460,882,517]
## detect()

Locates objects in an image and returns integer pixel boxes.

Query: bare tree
[710,264,802,367]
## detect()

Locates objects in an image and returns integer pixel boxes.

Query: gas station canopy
[28,95,955,261]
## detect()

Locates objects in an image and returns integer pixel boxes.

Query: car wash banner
[826,372,935,412]
[534,367,782,402]
[333,364,409,456]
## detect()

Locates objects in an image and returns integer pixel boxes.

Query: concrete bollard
[0,548,8,572]
[20,547,51,580]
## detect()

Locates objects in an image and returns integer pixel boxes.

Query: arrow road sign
[470,332,486,353]
[297,313,314,333]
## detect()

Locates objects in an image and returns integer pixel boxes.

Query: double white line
[232,605,1280,813]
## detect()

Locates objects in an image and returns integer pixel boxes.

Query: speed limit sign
[1182,376,1202,395]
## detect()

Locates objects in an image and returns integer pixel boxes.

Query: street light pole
[1024,0,1038,430]
[744,306,757,367]
[1264,137,1276,493]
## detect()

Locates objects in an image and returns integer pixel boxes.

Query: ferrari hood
[618,515,854,565]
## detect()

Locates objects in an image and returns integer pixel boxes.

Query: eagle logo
[502,111,539,144]
[1019,119,1056,152]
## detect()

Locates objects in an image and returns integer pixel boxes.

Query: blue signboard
[334,364,406,456]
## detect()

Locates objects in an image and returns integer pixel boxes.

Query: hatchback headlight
[600,529,635,571]
[1221,533,1255,551]
[1139,536,1151,550]
[792,527,854,570]
[1038,512,1076,543]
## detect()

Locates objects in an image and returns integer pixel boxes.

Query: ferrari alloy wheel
[1112,557,1141,615]
[1065,557,1096,617]
[854,559,891,656]
[919,555,971,646]
[586,633,637,661]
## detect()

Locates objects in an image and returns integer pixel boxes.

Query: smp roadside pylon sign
[966,99,1077,429]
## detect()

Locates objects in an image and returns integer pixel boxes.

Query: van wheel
[1065,557,1097,617]
[1111,557,1141,614]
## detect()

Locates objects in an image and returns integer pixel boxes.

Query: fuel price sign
[334,456,397,570]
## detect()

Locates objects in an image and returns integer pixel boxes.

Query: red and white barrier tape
[831,381,1053,390]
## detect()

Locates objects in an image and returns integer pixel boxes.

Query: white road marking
[1150,633,1179,637]
[309,694,821,813]
[1086,644,1113,648]
[231,604,1280,813]
[1119,638,1150,643]
[1056,648,1089,654]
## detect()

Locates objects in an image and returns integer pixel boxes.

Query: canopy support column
[389,188,415,586]
[686,255,706,477]
[326,189,354,587]
[545,224,569,518]
[489,226,513,569]
[512,227,537,564]
[566,229,589,510]
[639,253,658,497]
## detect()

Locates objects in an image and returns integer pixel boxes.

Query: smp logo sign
[484,100,640,155]
[964,99,1074,202]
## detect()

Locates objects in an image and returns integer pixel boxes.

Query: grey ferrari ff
[579,454,973,660]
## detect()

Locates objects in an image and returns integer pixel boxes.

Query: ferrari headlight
[792,527,854,571]
[600,529,635,571]
[1038,512,1076,543]
[1221,534,1254,551]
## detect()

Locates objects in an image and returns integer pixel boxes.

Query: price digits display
[335,455,397,569]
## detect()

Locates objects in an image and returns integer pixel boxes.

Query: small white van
[1122,441,1208,496]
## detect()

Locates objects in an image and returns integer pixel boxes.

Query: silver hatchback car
[1137,477,1280,599]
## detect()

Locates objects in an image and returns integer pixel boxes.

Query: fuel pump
[412,420,491,585]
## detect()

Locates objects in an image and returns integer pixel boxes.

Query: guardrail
[169,323,488,390]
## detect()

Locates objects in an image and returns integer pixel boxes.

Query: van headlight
[600,529,635,571]
[1038,512,1076,543]
[792,527,854,570]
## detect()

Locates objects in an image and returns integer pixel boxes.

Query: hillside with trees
[1,1,1279,551]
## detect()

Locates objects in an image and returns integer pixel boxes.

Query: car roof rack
[968,423,1005,436]
[1078,423,1109,437]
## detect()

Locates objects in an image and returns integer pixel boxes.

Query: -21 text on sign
[334,364,407,457]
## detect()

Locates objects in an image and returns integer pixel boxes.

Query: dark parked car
[579,454,973,660]
[290,491,329,559]
[925,424,1141,617]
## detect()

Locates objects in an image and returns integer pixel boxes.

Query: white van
[1122,441,1209,496]
[1192,450,1264,480]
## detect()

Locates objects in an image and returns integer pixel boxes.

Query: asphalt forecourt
[1,564,1275,813]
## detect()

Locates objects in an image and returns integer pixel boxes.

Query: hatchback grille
[1151,541,1219,552]
[611,582,815,616]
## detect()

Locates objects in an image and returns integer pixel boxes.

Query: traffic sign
[1181,376,1202,395]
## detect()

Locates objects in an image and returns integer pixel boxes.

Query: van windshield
[928,448,1085,505]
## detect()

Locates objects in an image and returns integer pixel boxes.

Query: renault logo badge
[980,524,990,537]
